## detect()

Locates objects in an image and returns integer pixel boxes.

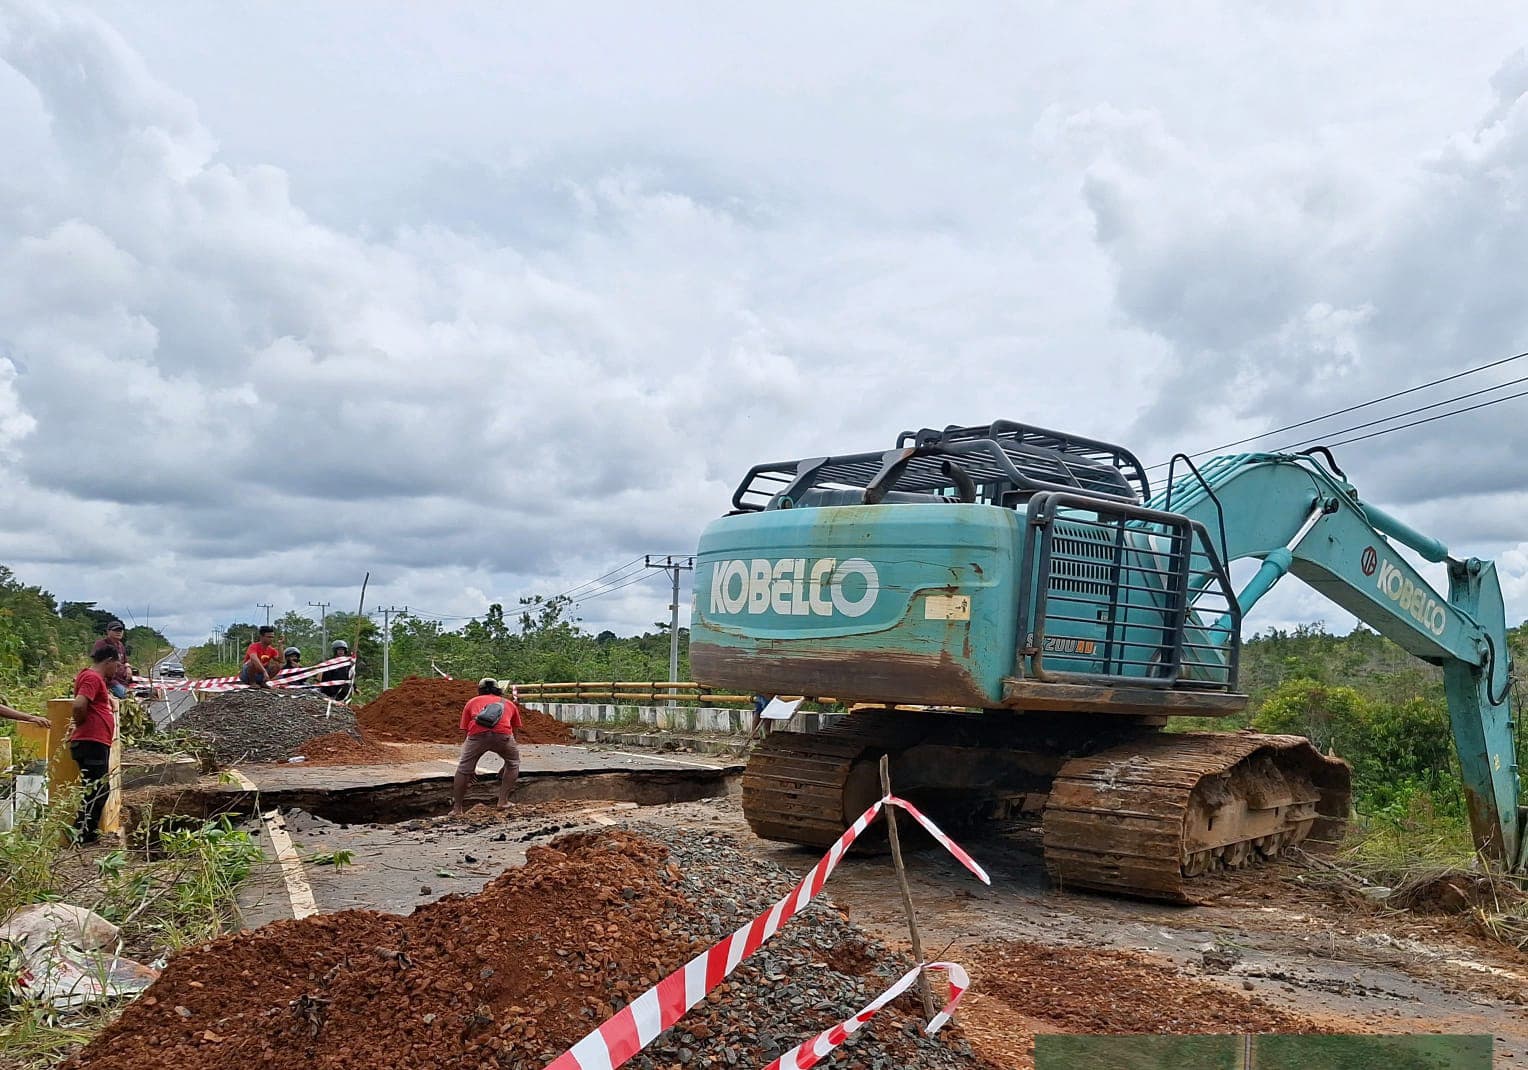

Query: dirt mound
[356,676,573,745]
[173,690,362,765]
[68,827,986,1070]
[955,940,1327,1069]
[290,732,395,765]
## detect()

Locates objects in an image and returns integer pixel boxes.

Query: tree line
[0,565,169,694]
[182,595,686,694]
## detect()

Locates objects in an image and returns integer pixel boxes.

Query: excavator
[689,420,1523,901]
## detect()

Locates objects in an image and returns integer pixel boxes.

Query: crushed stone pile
[68,826,987,1070]
[173,690,364,765]
[357,675,574,745]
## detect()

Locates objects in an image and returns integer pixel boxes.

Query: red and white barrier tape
[149,656,356,693]
[763,961,970,1070]
[545,795,987,1070]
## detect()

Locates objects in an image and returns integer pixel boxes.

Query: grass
[1035,1034,1239,1069]
[1253,1034,1491,1069]
[1290,791,1528,952]
[0,791,267,1067]
[1033,1035,1493,1070]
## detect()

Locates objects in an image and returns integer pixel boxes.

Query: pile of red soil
[69,831,703,1069]
[291,731,397,765]
[956,940,1327,1069]
[355,676,574,745]
[70,827,987,1070]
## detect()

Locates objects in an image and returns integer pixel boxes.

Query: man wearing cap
[239,626,282,688]
[450,677,522,816]
[91,622,133,700]
[317,639,355,702]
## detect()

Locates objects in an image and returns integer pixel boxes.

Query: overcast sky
[5,1,1528,647]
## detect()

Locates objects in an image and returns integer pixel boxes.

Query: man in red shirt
[451,677,523,816]
[71,645,120,844]
[239,626,282,687]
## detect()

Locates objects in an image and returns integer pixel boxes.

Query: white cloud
[4,0,1528,652]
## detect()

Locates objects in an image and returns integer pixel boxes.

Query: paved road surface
[147,646,195,727]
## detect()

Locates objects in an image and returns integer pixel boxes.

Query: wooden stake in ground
[878,753,937,1020]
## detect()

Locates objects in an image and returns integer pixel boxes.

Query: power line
[1306,385,1528,451]
[553,557,647,601]
[1273,372,1528,454]
[1145,349,1528,471]
[571,568,668,604]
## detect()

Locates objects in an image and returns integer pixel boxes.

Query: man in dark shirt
[91,621,133,699]
[317,640,355,702]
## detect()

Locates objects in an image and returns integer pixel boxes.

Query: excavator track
[744,713,1352,902]
[742,711,933,847]
[1043,732,1351,902]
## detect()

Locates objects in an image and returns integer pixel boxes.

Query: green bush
[1251,677,1463,823]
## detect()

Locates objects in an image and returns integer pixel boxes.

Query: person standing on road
[317,640,355,702]
[91,621,133,700]
[239,626,282,687]
[70,646,119,844]
[450,677,522,816]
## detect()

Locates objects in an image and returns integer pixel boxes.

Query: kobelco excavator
[690,420,1523,901]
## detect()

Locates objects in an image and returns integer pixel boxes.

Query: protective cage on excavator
[1017,490,1242,692]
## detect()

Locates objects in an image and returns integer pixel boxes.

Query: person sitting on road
[91,621,134,700]
[451,677,523,816]
[239,626,282,688]
[317,639,355,702]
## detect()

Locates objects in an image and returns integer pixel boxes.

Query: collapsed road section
[126,676,740,825]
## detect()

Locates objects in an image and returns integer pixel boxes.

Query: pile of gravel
[622,823,988,1070]
[172,689,362,765]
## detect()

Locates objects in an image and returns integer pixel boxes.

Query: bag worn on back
[473,701,505,729]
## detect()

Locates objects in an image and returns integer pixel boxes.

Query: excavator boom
[1154,451,1522,866]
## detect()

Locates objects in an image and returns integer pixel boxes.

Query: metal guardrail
[509,681,841,707]
[510,681,757,705]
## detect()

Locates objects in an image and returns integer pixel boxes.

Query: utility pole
[644,555,694,705]
[309,601,331,651]
[257,602,274,626]
[377,606,407,691]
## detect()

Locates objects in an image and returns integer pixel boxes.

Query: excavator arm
[1159,452,1524,867]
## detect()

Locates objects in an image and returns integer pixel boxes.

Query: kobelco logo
[1375,558,1447,637]
[709,558,880,617]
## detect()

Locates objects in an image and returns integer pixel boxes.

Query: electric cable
[571,567,668,604]
[1309,386,1528,451]
[1273,373,1528,453]
[1145,349,1528,471]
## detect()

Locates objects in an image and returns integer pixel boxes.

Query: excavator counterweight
[692,420,1524,900]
